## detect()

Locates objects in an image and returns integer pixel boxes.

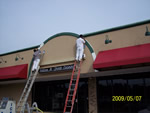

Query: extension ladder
[63,61,82,113]
[16,53,44,113]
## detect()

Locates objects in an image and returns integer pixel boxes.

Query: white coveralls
[32,50,41,71]
[76,38,85,61]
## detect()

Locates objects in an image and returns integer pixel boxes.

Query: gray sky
[0,0,150,54]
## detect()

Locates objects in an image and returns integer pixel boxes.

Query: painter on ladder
[32,48,41,73]
[75,34,86,62]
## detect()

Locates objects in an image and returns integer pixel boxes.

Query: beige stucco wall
[0,49,34,70]
[86,24,150,55]
[40,36,76,66]
[0,83,32,105]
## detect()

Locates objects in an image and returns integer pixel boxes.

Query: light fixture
[0,58,7,64]
[105,35,112,44]
[15,54,24,61]
[145,26,150,36]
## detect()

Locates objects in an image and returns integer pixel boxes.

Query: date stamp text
[112,96,142,102]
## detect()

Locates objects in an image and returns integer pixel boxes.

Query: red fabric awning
[0,64,28,80]
[93,43,150,69]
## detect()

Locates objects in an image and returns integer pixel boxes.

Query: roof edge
[44,32,79,44]
[84,19,150,37]
[0,45,39,56]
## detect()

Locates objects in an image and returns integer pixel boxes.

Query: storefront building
[0,19,150,113]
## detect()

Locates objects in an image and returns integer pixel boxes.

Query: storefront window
[97,80,113,112]
[145,78,150,104]
[112,79,128,112]
[32,81,68,111]
[141,78,150,112]
[128,78,144,112]
[97,72,150,113]
[73,81,88,113]
[32,79,88,113]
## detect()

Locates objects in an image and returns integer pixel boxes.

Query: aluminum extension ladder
[16,52,44,113]
[63,61,82,113]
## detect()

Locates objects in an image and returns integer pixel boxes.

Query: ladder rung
[17,105,24,107]
[19,101,24,103]
[19,101,25,102]
[24,87,29,89]
[69,89,74,91]
[67,106,72,107]
[28,80,32,82]
[70,86,75,88]
[70,89,74,91]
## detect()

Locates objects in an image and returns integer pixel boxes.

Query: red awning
[93,43,150,69]
[0,64,28,80]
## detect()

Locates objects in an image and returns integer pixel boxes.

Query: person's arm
[82,39,86,49]
[39,50,42,54]
[82,38,85,43]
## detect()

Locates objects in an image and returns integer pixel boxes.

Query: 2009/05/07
[112,96,142,102]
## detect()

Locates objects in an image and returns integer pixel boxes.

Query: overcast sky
[0,0,150,54]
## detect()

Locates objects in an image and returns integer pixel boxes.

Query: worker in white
[32,48,41,72]
[76,34,85,61]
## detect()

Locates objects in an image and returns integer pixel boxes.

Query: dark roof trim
[44,32,79,44]
[0,45,39,56]
[84,19,150,37]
